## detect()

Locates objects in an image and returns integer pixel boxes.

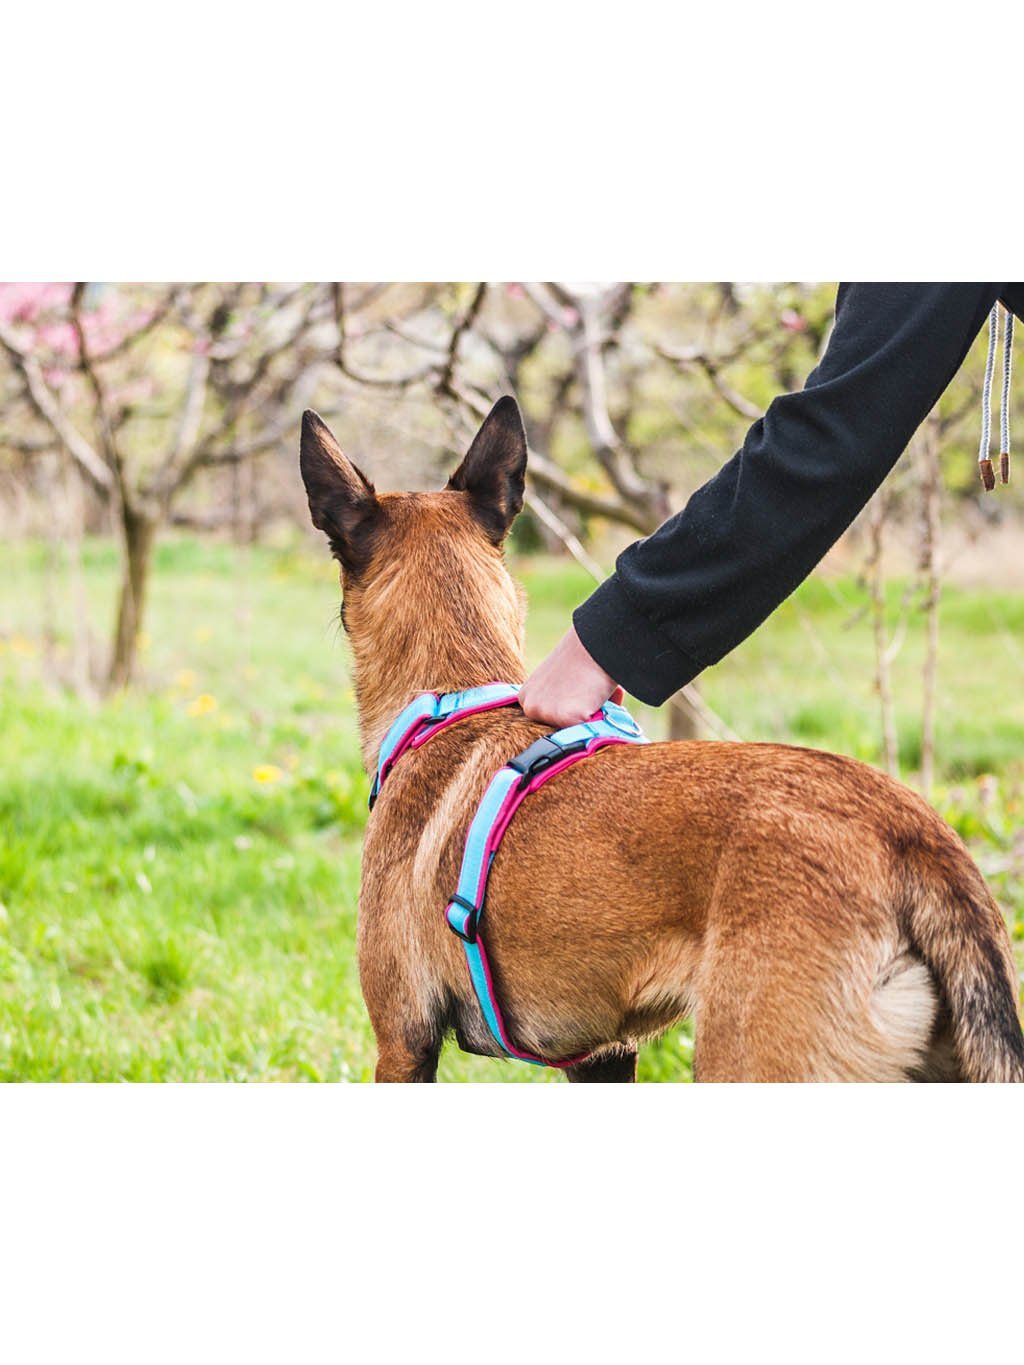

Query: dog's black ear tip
[300,411,338,469]
[488,396,527,449]
[490,395,522,423]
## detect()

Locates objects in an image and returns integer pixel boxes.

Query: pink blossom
[36,321,79,356]
[0,282,73,324]
[781,308,807,333]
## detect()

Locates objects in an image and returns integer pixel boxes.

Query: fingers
[518,626,621,727]
[519,689,597,727]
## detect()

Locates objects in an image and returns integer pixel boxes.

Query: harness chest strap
[369,686,650,1069]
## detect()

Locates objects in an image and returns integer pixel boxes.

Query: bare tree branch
[0,318,113,494]
[447,379,654,534]
[437,282,487,397]
[522,282,666,525]
[333,283,437,389]
[658,343,763,421]
[70,282,128,502]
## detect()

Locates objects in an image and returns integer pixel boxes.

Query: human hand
[519,625,624,727]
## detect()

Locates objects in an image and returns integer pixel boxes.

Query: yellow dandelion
[187,693,218,717]
[194,626,213,644]
[173,669,197,691]
[10,634,36,657]
[253,764,283,784]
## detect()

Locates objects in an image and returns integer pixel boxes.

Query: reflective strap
[369,683,521,809]
[446,707,650,1068]
[369,692,440,808]
[408,685,522,754]
[446,768,519,939]
[435,684,520,721]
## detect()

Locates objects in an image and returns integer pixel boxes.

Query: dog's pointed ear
[447,396,527,545]
[300,410,381,574]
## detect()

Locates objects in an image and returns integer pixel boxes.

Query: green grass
[2,536,1023,1081]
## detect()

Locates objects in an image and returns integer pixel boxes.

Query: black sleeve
[573,283,1006,706]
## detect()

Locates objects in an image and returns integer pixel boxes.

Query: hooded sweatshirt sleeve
[573,282,1008,706]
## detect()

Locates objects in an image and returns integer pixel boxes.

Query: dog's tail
[901,826,1024,1082]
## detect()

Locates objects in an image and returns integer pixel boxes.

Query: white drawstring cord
[980,301,1014,490]
[1000,307,1014,485]
[979,304,999,490]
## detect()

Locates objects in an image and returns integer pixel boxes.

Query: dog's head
[300,398,529,755]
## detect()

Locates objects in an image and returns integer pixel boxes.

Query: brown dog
[300,397,1024,1082]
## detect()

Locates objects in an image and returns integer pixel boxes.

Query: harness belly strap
[369,687,649,1069]
[444,701,649,1068]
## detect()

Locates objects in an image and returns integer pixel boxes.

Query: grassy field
[2,536,1023,1082]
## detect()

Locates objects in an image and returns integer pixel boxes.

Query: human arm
[522,283,1004,723]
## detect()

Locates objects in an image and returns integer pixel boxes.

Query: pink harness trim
[372,685,650,1069]
[459,733,636,1068]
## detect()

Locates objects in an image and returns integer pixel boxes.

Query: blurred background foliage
[1,281,1022,1081]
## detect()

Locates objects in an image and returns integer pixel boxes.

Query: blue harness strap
[369,688,649,1068]
[445,701,648,1067]
[368,683,521,808]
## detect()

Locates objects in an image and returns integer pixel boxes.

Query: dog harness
[369,684,650,1068]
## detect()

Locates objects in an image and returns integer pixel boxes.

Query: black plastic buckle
[448,893,481,944]
[506,734,589,786]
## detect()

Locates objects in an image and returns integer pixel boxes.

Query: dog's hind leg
[564,1045,638,1083]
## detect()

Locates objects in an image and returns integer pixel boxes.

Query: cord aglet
[979,457,996,491]
[1000,452,1010,485]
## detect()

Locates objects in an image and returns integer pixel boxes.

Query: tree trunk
[668,691,700,740]
[34,451,61,689]
[107,504,156,692]
[866,491,899,778]
[62,452,95,699]
[917,413,942,801]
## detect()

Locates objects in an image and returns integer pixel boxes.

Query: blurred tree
[0,283,327,691]
[326,281,836,737]
[1,280,1012,771]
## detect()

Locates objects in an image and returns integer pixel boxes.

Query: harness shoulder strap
[369,683,520,808]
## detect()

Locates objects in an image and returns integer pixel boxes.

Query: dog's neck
[342,517,530,773]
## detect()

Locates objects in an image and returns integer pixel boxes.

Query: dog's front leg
[368,1000,442,1082]
[564,1045,638,1083]
[359,944,443,1082]
[375,1040,440,1083]
[367,1007,443,1083]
